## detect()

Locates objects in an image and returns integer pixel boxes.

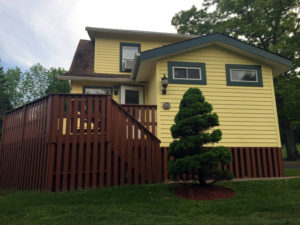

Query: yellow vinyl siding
[71,81,119,103]
[94,38,172,75]
[156,45,281,147]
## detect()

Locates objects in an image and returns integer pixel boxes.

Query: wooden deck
[0,94,166,191]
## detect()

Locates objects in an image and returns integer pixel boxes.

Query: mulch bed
[174,185,235,201]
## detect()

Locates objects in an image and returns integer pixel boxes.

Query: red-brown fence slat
[120,110,126,185]
[133,123,139,185]
[267,147,274,177]
[112,105,119,186]
[127,118,133,185]
[77,96,86,189]
[277,148,284,176]
[62,96,72,191]
[245,148,252,178]
[85,96,93,189]
[92,96,99,188]
[261,148,268,177]
[140,128,146,184]
[55,96,65,191]
[233,147,240,178]
[272,147,279,177]
[99,96,106,187]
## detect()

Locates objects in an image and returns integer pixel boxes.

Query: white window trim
[172,66,202,80]
[230,69,258,83]
[84,87,112,94]
[120,85,144,105]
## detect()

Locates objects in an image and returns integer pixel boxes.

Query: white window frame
[120,85,144,105]
[172,66,202,81]
[230,69,258,83]
[83,87,112,94]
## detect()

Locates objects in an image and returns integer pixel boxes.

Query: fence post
[0,114,7,188]
[45,95,59,191]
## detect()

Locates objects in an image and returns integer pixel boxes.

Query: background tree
[22,63,69,104]
[4,63,69,108]
[172,0,300,160]
[168,88,233,186]
[0,62,69,140]
[0,64,13,139]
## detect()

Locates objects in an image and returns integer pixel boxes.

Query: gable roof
[60,39,132,82]
[69,39,94,74]
[139,33,292,66]
[133,33,293,80]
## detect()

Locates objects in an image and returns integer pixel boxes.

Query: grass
[284,168,300,176]
[281,144,300,159]
[1,179,300,225]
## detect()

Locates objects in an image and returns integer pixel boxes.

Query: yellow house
[59,27,293,178]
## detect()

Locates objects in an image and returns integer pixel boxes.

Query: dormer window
[120,43,140,72]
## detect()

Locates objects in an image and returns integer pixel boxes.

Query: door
[120,85,144,105]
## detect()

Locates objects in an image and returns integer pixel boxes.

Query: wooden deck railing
[121,105,157,135]
[0,94,165,191]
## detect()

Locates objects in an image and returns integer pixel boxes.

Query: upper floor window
[168,61,206,85]
[120,42,140,72]
[225,64,263,87]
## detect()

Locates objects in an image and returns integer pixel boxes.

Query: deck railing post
[45,95,59,191]
[0,114,7,188]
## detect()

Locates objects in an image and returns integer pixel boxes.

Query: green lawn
[284,168,300,176]
[282,144,300,159]
[1,179,300,225]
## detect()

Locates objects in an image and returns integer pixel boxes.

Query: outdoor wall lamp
[161,74,168,95]
[114,86,118,95]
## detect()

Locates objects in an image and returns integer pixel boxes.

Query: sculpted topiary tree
[168,88,233,186]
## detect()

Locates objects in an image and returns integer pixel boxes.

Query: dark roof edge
[85,26,198,40]
[140,33,293,68]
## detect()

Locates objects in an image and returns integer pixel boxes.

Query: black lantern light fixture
[161,74,168,95]
[114,86,118,95]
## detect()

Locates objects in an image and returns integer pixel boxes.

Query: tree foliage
[0,62,69,140]
[4,63,69,107]
[0,64,13,139]
[168,88,233,186]
[172,0,300,160]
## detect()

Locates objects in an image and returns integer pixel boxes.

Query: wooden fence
[0,94,165,191]
[0,94,284,191]
[162,147,284,180]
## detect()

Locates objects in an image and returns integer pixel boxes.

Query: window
[225,64,263,87]
[120,85,144,105]
[83,87,112,94]
[120,43,140,72]
[168,61,206,84]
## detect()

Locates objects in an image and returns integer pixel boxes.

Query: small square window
[120,43,140,72]
[226,64,263,87]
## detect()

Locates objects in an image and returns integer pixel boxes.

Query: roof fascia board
[85,27,197,41]
[58,75,134,83]
[140,33,293,68]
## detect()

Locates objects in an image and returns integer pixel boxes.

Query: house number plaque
[163,102,170,110]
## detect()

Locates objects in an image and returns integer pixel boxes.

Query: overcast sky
[0,0,203,71]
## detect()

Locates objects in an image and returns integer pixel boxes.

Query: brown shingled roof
[69,39,94,74]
